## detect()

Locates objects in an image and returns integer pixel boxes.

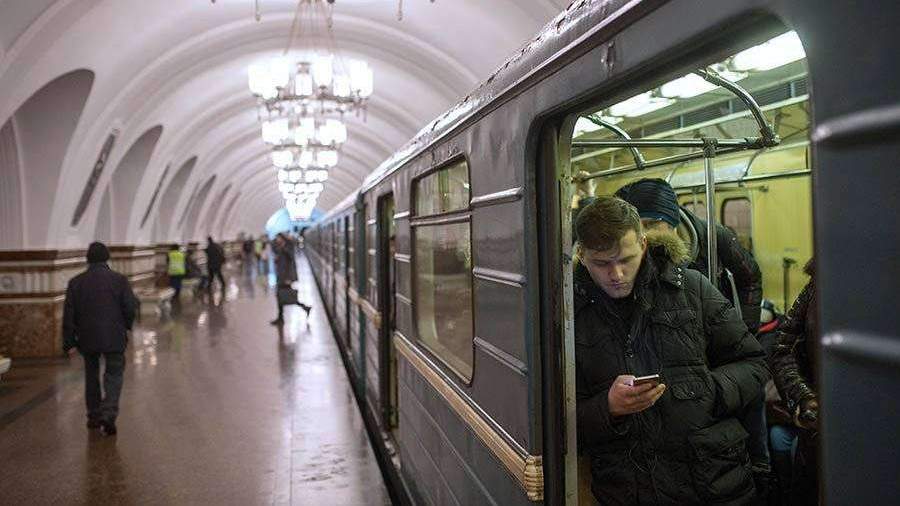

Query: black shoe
[303,305,312,316]
[270,318,284,325]
[100,419,117,436]
[87,419,102,429]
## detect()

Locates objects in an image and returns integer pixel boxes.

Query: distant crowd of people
[62,230,313,437]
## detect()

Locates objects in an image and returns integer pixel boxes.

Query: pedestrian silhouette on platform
[63,242,138,436]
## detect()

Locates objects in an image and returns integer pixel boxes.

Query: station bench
[136,287,175,319]
[0,355,10,380]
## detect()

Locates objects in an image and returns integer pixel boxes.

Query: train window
[415,160,469,216]
[722,197,753,251]
[412,159,474,381]
[682,200,707,221]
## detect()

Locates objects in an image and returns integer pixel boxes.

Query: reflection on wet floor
[0,254,391,505]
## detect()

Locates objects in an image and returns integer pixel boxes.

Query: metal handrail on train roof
[571,69,781,284]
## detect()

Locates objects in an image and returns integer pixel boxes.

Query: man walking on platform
[205,236,227,294]
[270,233,312,325]
[63,242,138,436]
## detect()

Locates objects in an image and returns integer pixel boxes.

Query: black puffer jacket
[769,259,818,414]
[681,208,762,333]
[575,235,768,505]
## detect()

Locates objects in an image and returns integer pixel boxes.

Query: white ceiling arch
[0,0,570,248]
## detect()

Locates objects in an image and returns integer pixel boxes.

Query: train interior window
[722,197,753,252]
[564,28,814,504]
[411,159,474,381]
[681,199,707,221]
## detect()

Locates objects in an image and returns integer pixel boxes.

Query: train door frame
[538,33,791,506]
[344,215,351,347]
[376,192,399,433]
[536,119,572,505]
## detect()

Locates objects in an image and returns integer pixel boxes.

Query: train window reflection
[415,160,469,216]
[722,197,753,252]
[412,160,474,381]
[413,222,473,380]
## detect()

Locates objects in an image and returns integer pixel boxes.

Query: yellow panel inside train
[571,69,812,315]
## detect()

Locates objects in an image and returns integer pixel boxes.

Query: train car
[306,1,900,504]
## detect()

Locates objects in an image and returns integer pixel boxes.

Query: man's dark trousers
[208,266,226,292]
[82,352,125,424]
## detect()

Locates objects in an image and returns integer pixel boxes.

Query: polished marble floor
[0,254,391,505]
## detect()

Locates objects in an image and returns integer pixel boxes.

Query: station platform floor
[0,254,391,505]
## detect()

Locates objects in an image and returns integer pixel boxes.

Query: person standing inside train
[270,233,312,325]
[615,178,762,332]
[574,197,768,505]
[615,177,772,497]
[770,258,819,505]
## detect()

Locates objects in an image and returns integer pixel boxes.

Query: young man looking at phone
[573,196,768,505]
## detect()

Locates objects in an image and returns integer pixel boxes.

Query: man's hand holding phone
[608,374,666,417]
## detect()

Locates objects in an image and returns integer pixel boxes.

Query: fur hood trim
[645,229,691,265]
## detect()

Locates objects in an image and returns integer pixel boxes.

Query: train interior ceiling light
[241,0,375,221]
[575,30,806,135]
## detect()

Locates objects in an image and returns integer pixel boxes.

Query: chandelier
[249,56,373,119]
[243,0,376,220]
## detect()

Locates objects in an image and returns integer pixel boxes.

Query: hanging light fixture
[248,56,373,119]
[244,0,376,220]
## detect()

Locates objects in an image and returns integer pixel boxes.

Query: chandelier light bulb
[269,57,291,89]
[298,150,314,169]
[272,149,294,168]
[348,60,374,97]
[317,149,338,168]
[277,169,289,182]
[305,169,329,182]
[295,72,314,96]
[288,169,302,182]
[262,119,290,145]
[312,55,334,88]
[326,119,347,144]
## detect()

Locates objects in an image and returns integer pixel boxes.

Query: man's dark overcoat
[63,263,138,353]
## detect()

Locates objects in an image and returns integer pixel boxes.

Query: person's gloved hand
[63,338,78,356]
[794,398,819,430]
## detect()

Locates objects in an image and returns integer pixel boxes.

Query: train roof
[355,0,640,196]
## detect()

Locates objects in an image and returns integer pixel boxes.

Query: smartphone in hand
[631,374,661,388]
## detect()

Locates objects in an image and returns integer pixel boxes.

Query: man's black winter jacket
[63,263,138,353]
[575,235,768,505]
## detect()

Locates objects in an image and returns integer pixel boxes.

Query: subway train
[303,1,900,504]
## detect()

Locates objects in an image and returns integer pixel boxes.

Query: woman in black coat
[769,259,819,505]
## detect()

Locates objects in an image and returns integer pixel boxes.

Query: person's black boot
[270,318,284,325]
[100,419,117,436]
[86,419,102,429]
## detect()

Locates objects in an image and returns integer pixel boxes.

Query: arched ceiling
[0,0,569,247]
